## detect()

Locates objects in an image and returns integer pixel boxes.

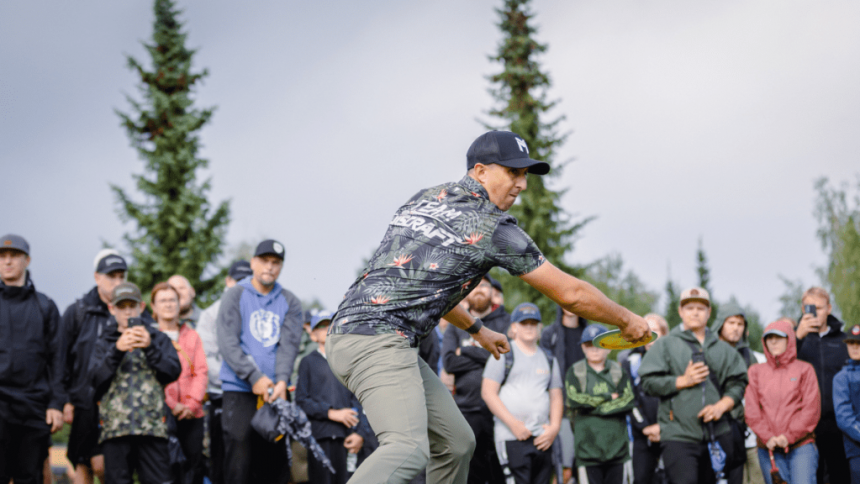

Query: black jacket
[295,350,372,442]
[418,328,441,375]
[796,313,849,420]
[540,306,589,376]
[90,317,181,401]
[0,274,66,426]
[621,347,660,439]
[62,286,112,409]
[441,305,510,412]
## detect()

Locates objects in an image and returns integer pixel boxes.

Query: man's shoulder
[277,287,302,307]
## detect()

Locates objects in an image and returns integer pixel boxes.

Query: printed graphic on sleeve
[250,309,281,347]
[332,175,545,346]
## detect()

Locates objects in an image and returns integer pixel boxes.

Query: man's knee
[450,425,476,460]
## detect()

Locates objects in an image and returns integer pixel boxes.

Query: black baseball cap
[228,260,252,280]
[466,131,550,175]
[94,250,128,274]
[0,234,29,255]
[254,239,285,260]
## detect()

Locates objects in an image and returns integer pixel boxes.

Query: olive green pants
[326,333,476,484]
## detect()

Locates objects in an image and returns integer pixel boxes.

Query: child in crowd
[295,311,373,484]
[833,324,860,483]
[90,282,181,484]
[566,324,634,484]
[482,302,563,484]
[745,320,820,484]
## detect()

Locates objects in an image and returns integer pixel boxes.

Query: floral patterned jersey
[331,175,545,346]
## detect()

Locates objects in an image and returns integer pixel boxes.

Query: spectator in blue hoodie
[296,310,374,484]
[216,239,303,484]
[833,324,860,483]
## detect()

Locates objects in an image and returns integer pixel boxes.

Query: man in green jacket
[639,287,748,484]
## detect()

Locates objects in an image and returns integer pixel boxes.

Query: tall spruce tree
[485,0,593,323]
[114,0,229,303]
[696,238,719,326]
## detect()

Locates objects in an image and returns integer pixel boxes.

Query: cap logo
[104,257,124,266]
[521,307,538,314]
[515,137,529,154]
[273,242,284,254]
[690,289,699,296]
[852,326,860,336]
[3,240,10,246]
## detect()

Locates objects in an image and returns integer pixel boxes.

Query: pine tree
[114,0,229,303]
[485,0,593,323]
[664,264,682,329]
[696,238,719,326]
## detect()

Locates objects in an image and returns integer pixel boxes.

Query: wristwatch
[465,318,483,335]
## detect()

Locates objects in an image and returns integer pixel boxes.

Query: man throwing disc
[326,130,651,484]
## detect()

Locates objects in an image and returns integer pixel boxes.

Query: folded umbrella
[768,450,787,484]
[704,422,726,481]
[252,397,336,475]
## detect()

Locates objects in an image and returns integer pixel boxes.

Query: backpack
[571,359,623,393]
[500,342,555,390]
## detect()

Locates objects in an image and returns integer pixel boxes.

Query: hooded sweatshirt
[833,357,860,460]
[639,324,748,443]
[712,301,756,368]
[217,278,303,393]
[744,319,819,449]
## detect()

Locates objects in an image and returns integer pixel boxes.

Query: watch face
[592,330,659,350]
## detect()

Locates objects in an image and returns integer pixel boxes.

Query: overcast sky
[2,1,858,323]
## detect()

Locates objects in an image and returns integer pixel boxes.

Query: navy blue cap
[254,239,285,260]
[228,260,252,280]
[310,310,335,331]
[488,276,503,293]
[511,302,542,324]
[0,234,29,256]
[466,131,550,175]
[580,324,609,345]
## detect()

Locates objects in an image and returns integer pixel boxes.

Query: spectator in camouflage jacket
[90,282,181,484]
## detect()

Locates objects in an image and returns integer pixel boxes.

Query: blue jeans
[757,443,818,484]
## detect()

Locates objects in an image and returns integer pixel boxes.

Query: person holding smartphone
[639,287,749,484]
[794,287,850,484]
[90,282,181,484]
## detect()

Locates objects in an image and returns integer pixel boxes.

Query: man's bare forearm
[443,305,476,331]
[520,262,634,330]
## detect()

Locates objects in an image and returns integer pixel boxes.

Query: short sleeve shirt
[483,342,562,442]
[331,175,545,346]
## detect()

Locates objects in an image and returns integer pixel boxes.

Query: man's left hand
[46,409,64,433]
[473,327,510,360]
[344,433,364,454]
[534,424,559,451]
[269,381,288,403]
[698,398,732,423]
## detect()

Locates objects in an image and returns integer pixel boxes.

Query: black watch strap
[465,318,483,335]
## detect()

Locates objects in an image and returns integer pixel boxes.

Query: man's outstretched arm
[519,262,650,343]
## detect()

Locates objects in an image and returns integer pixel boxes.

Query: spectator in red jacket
[745,319,820,484]
[153,282,208,484]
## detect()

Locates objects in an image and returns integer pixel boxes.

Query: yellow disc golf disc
[592,330,659,350]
